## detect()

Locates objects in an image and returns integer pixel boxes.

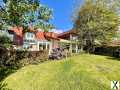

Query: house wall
[23,32,51,51]
[23,43,38,51]
[51,39,59,49]
[28,44,38,51]
[24,32,35,40]
[23,32,38,51]
[24,32,36,45]
[12,27,23,45]
[58,33,79,53]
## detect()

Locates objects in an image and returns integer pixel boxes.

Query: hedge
[0,45,48,68]
[94,46,120,57]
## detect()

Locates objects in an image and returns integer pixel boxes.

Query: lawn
[3,54,120,90]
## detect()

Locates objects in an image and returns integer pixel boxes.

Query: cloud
[51,29,63,34]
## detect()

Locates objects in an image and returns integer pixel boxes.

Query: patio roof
[60,39,71,43]
[59,39,77,44]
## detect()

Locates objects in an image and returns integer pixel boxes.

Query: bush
[15,50,28,60]
[0,45,19,68]
[0,35,12,48]
[94,46,120,57]
[49,48,66,60]
[0,45,49,68]
[0,45,9,67]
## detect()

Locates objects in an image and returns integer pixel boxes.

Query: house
[1,27,79,54]
[7,27,60,55]
[23,28,79,53]
[58,29,79,53]
[23,30,60,55]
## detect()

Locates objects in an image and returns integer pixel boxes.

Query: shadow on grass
[94,53,120,61]
[106,56,120,61]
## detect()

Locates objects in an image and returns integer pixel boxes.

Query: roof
[58,29,77,38]
[10,26,23,37]
[60,39,71,43]
[9,27,62,41]
[35,31,46,41]
[45,32,60,40]
[35,31,60,41]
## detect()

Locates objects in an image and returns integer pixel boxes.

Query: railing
[23,39,37,44]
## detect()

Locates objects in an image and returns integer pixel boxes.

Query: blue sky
[0,0,84,32]
[41,0,84,31]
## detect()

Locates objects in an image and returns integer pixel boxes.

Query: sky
[41,0,84,32]
[0,0,84,32]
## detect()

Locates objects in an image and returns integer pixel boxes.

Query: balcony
[24,39,37,44]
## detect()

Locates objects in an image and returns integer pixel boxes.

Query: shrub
[0,32,49,67]
[0,45,9,67]
[49,48,66,60]
[0,35,12,48]
[15,50,28,60]
[0,45,49,68]
[18,50,49,66]
[94,46,120,57]
[0,45,19,68]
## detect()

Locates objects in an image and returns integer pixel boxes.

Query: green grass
[3,54,120,90]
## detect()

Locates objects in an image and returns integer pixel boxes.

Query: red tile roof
[35,31,46,41]
[10,26,23,37]
[58,29,77,37]
[45,32,60,40]
[35,32,60,41]
[58,29,77,38]
[10,27,60,41]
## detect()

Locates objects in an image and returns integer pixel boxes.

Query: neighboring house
[58,29,79,53]
[58,29,78,40]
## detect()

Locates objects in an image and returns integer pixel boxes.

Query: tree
[0,0,53,31]
[74,0,119,52]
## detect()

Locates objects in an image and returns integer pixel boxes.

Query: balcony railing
[24,39,37,44]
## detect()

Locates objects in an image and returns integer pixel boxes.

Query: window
[27,33,30,37]
[72,36,78,40]
[26,33,34,38]
[31,34,33,38]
